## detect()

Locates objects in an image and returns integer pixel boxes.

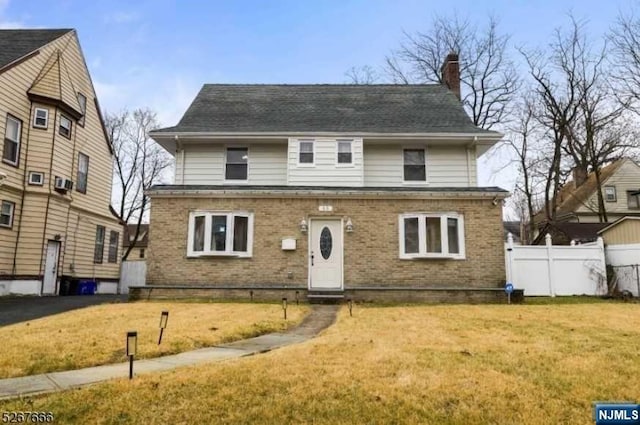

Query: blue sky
[0,0,636,191]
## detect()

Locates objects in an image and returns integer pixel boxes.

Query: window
[298,140,314,165]
[628,191,640,210]
[604,186,617,202]
[403,149,426,181]
[3,115,21,166]
[0,201,15,228]
[94,225,105,263]
[28,172,44,186]
[188,211,253,257]
[77,153,89,193]
[139,248,145,259]
[399,213,465,259]
[33,108,49,129]
[108,230,119,263]
[77,93,87,127]
[225,147,248,180]
[59,115,72,139]
[337,141,353,165]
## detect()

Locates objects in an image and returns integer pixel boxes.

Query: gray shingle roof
[154,84,497,135]
[0,29,72,70]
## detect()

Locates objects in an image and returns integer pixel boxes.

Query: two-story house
[143,55,509,302]
[532,158,640,244]
[0,29,121,296]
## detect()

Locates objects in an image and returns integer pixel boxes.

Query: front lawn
[2,303,639,424]
[0,301,307,379]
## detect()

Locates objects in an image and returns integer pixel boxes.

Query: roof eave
[150,131,503,153]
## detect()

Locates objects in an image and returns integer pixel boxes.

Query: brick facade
[147,195,505,289]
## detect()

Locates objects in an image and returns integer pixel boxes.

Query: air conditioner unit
[54,177,74,192]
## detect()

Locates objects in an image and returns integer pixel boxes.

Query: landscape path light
[126,331,137,380]
[158,311,169,345]
[282,297,288,320]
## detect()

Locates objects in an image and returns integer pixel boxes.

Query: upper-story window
[298,140,314,165]
[3,115,21,166]
[77,153,89,193]
[628,190,640,210]
[337,140,353,165]
[33,108,49,129]
[403,149,426,182]
[77,93,87,127]
[604,186,617,202]
[59,115,72,139]
[225,147,248,181]
[0,200,15,228]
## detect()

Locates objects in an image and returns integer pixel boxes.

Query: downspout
[12,105,33,276]
[466,136,477,186]
[39,107,59,295]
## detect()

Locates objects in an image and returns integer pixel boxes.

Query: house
[141,54,510,303]
[538,159,640,224]
[532,222,608,245]
[0,29,121,296]
[123,224,149,260]
[597,216,640,245]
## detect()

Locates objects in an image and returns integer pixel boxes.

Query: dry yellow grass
[2,303,640,424]
[0,301,308,379]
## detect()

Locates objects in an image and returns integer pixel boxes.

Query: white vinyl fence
[506,234,607,296]
[119,261,147,294]
[605,243,640,296]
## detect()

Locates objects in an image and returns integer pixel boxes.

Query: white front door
[43,240,60,295]
[309,219,343,290]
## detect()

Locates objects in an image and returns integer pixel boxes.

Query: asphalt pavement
[0,295,128,326]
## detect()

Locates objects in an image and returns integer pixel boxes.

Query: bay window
[399,213,465,259]
[188,211,253,257]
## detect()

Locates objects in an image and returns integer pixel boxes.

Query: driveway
[0,295,127,326]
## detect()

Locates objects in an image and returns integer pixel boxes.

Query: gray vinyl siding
[287,138,364,186]
[363,144,476,187]
[181,144,287,185]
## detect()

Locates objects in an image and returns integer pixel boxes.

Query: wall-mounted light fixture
[299,219,308,233]
[54,234,62,241]
[345,218,354,233]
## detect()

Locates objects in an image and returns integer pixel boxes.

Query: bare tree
[610,9,640,114]
[345,65,380,84]
[108,109,173,260]
[521,16,637,224]
[384,14,519,129]
[502,98,546,242]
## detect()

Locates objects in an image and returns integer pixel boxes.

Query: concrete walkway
[0,304,339,400]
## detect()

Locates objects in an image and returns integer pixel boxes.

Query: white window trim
[398,212,465,259]
[402,147,428,184]
[224,146,249,183]
[335,140,355,167]
[604,186,616,202]
[33,108,49,129]
[28,171,44,186]
[59,115,72,138]
[187,211,254,258]
[3,115,21,166]
[0,200,15,228]
[297,139,315,167]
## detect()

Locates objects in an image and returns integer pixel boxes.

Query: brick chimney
[441,52,461,100]
[572,167,588,188]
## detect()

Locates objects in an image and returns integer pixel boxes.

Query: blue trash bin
[77,280,96,295]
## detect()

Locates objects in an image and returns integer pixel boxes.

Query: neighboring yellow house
[0,29,121,296]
